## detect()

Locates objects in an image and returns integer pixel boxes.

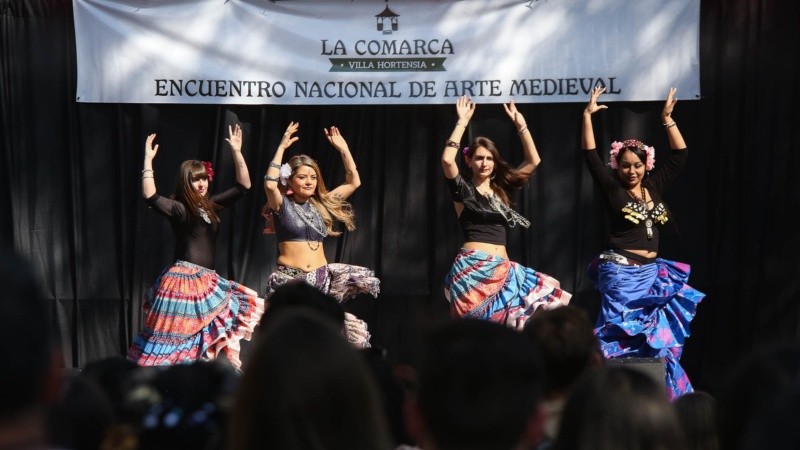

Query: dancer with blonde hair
[262,123,379,347]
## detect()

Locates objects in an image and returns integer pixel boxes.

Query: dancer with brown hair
[128,124,264,370]
[442,96,571,330]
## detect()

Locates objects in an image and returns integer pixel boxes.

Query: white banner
[73,0,700,105]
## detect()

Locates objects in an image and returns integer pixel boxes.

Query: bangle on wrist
[445,140,459,149]
[455,122,467,128]
[663,121,676,128]
[141,175,154,179]
[268,162,281,169]
[141,169,154,174]
[264,174,279,182]
[517,126,528,135]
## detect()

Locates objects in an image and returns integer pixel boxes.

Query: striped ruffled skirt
[127,260,265,370]
[444,248,572,330]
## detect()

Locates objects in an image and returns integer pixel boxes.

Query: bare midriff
[463,241,508,259]
[623,248,658,259]
[277,241,328,272]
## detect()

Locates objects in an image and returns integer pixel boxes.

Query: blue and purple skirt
[444,248,572,330]
[127,260,265,370]
[588,255,705,399]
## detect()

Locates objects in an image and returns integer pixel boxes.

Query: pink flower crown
[609,139,655,171]
[201,161,215,181]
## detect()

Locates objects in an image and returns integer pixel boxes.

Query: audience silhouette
[523,305,604,448]
[0,248,63,450]
[407,318,545,450]
[553,366,686,450]
[227,308,393,450]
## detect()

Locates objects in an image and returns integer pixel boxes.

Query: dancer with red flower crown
[128,124,265,370]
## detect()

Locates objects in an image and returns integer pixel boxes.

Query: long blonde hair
[283,155,355,236]
[173,160,220,223]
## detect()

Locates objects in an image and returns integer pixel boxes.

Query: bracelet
[663,121,676,128]
[455,122,467,128]
[264,175,279,182]
[141,175,154,179]
[517,126,528,135]
[445,140,459,149]
[268,162,281,169]
[141,169,154,174]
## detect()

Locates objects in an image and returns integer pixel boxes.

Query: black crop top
[272,195,328,243]
[584,148,687,253]
[447,174,516,246]
[145,183,248,269]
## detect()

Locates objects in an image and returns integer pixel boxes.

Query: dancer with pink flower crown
[582,86,705,399]
[128,124,265,370]
[262,122,379,348]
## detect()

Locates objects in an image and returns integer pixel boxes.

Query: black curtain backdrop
[2,0,799,396]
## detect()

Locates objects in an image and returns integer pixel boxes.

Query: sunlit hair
[281,155,355,236]
[173,160,220,224]
[463,136,530,206]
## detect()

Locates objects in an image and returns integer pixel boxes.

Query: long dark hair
[173,160,220,224]
[610,139,654,183]
[463,136,530,206]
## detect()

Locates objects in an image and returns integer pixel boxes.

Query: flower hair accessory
[201,161,214,181]
[462,146,470,155]
[609,139,655,171]
[279,163,292,186]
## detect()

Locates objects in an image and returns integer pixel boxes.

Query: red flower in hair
[201,161,214,181]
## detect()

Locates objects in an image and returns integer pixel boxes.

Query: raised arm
[226,123,251,189]
[442,95,475,179]
[142,133,158,199]
[503,100,540,176]
[582,86,608,150]
[325,126,361,200]
[264,121,299,212]
[662,87,686,150]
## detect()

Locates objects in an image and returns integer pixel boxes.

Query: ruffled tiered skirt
[588,256,705,399]
[128,260,265,370]
[444,248,572,330]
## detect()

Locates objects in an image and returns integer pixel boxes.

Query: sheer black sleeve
[210,182,249,208]
[145,193,187,219]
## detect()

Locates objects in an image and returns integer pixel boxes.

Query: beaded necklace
[198,207,211,224]
[473,182,531,228]
[290,198,328,250]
